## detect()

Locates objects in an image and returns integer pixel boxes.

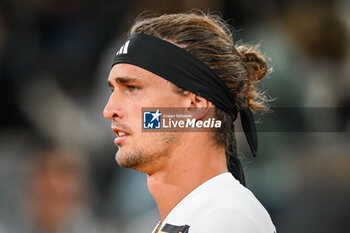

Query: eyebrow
[108,76,141,86]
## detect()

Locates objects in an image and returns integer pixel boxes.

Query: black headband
[112,33,258,180]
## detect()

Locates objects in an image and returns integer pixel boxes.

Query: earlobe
[193,106,210,120]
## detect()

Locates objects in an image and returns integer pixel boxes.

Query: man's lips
[112,127,130,145]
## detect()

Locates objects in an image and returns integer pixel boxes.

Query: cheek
[127,108,143,133]
[138,132,162,149]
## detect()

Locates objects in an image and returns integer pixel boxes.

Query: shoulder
[162,173,276,233]
[188,175,276,232]
[190,208,261,233]
[188,197,276,233]
[191,175,269,219]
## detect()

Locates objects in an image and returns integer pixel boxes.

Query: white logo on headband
[116,40,130,55]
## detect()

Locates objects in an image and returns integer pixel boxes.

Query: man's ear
[186,94,212,120]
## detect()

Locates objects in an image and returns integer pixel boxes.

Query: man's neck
[146,134,227,221]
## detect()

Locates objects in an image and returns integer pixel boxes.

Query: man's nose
[103,92,124,119]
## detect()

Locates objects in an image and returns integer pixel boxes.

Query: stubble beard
[115,133,178,172]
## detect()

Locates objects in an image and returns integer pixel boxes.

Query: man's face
[104,64,188,172]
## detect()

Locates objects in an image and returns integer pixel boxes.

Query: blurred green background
[0,0,349,232]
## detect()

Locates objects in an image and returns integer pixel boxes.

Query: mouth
[112,128,130,145]
[115,131,127,137]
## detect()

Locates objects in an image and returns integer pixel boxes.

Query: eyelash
[110,85,140,93]
[126,85,139,92]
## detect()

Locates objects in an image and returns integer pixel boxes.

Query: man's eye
[127,85,139,92]
[110,87,114,93]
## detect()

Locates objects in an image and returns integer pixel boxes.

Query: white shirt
[152,172,276,233]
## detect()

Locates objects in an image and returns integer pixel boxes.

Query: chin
[115,150,129,167]
[115,149,145,169]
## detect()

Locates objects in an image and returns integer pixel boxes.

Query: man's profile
[103,11,276,233]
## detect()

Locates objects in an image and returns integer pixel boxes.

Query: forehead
[108,63,168,84]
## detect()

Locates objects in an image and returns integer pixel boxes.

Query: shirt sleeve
[189,209,262,233]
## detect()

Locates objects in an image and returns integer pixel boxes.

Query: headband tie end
[240,108,258,157]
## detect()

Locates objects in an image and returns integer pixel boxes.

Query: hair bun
[237,45,268,81]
